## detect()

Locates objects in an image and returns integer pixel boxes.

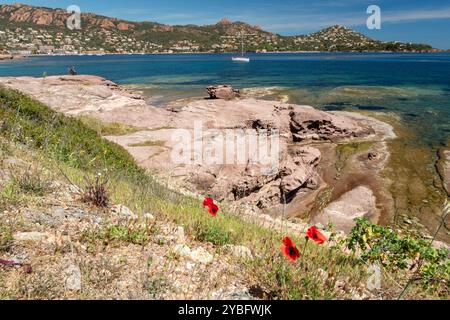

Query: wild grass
[0,223,13,252]
[81,174,110,208]
[0,86,447,300]
[9,164,53,196]
[79,116,142,136]
[81,222,156,253]
[128,140,166,147]
[0,87,142,175]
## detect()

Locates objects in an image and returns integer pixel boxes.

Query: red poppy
[280,237,300,262]
[306,226,327,245]
[203,197,214,207]
[202,197,219,217]
[208,203,219,217]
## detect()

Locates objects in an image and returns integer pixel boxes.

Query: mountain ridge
[0,3,435,54]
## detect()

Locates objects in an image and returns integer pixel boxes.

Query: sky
[3,0,450,49]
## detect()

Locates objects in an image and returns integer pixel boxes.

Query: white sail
[232,31,252,62]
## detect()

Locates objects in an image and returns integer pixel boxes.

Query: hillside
[0,3,433,54]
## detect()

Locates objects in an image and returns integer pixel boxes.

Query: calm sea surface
[1,52,450,146]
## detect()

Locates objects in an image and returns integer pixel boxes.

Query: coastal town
[0,3,439,55]
[0,24,438,56]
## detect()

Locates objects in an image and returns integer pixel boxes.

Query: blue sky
[4,0,450,48]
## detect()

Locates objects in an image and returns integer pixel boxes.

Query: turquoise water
[1,52,450,146]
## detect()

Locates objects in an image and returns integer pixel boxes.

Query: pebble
[65,264,82,291]
[13,232,47,242]
[223,245,253,260]
[173,244,191,257]
[144,213,155,221]
[189,247,214,264]
[111,204,138,220]
[68,184,83,195]
[403,218,413,225]
[175,226,185,244]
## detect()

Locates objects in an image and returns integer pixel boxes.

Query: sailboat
[232,32,250,62]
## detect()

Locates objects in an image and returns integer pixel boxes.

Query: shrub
[9,165,53,196]
[82,174,109,208]
[347,217,449,290]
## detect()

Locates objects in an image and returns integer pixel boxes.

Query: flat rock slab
[441,150,450,196]
[0,75,149,115]
[311,185,380,233]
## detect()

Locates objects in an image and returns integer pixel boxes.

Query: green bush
[347,217,449,286]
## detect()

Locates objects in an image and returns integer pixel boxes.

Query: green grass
[9,165,53,196]
[1,86,447,300]
[128,140,166,148]
[0,223,13,252]
[82,222,156,252]
[79,116,143,136]
[0,87,142,175]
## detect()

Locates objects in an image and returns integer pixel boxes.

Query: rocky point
[0,75,396,233]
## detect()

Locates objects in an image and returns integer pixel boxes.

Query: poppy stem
[282,192,288,235]
[302,238,309,257]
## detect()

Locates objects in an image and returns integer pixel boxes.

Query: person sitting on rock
[68,66,77,76]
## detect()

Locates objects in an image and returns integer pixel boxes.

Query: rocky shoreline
[0,75,401,233]
[437,147,450,197]
[0,54,25,61]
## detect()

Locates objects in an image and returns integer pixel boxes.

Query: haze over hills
[0,3,435,54]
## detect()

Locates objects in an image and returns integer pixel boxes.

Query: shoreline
[19,51,449,58]
[0,54,26,61]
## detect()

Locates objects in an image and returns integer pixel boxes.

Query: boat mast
[236,31,256,57]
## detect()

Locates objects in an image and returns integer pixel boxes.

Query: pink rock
[206,85,240,100]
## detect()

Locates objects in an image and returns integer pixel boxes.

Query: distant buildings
[0,24,435,55]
